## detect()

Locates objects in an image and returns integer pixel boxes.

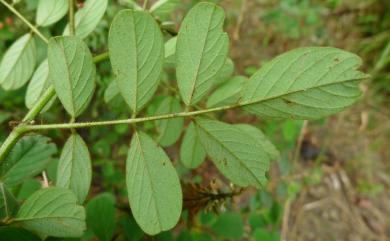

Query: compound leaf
[155,96,184,147]
[15,187,86,237]
[176,2,229,106]
[0,135,57,187]
[63,0,108,39]
[36,0,68,27]
[126,131,182,235]
[180,122,206,169]
[195,118,270,188]
[56,134,92,204]
[240,47,368,119]
[109,9,164,113]
[48,36,96,118]
[0,34,36,90]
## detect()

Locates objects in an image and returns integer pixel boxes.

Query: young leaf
[0,183,19,220]
[235,124,280,161]
[63,0,108,39]
[176,2,229,106]
[240,47,368,119]
[0,34,36,90]
[150,0,180,20]
[25,59,56,111]
[0,227,40,241]
[56,134,92,204]
[180,122,206,169]
[155,96,184,147]
[195,118,270,188]
[48,36,96,118]
[126,131,182,235]
[36,0,68,27]
[207,76,247,108]
[109,9,164,113]
[15,187,86,237]
[0,135,57,187]
[86,193,116,241]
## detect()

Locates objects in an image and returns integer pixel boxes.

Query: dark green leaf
[0,227,40,241]
[0,183,18,220]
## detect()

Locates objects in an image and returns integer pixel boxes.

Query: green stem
[68,0,75,36]
[0,53,109,163]
[0,0,48,44]
[17,104,241,133]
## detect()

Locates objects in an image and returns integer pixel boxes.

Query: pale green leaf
[195,118,270,188]
[36,0,68,27]
[207,76,247,108]
[240,47,368,119]
[214,58,235,85]
[15,187,86,237]
[0,34,36,90]
[0,183,19,220]
[48,36,96,118]
[126,131,182,235]
[63,0,108,39]
[56,134,92,204]
[150,0,180,20]
[109,9,164,113]
[164,36,177,64]
[103,80,120,104]
[25,59,56,111]
[155,96,184,147]
[235,124,280,161]
[180,122,206,169]
[86,193,116,241]
[176,2,229,106]
[0,135,57,187]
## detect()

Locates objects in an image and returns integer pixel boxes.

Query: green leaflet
[150,0,180,20]
[214,58,235,86]
[104,80,120,104]
[235,124,280,161]
[180,122,206,169]
[0,183,18,220]
[63,0,108,39]
[56,134,92,204]
[207,76,247,108]
[25,59,56,112]
[36,0,68,27]
[126,131,182,235]
[240,47,368,119]
[0,135,57,187]
[195,118,270,188]
[109,9,164,114]
[164,37,177,65]
[15,187,86,237]
[86,193,116,241]
[176,2,229,106]
[155,96,184,147]
[0,34,36,90]
[48,36,96,118]
[211,212,244,240]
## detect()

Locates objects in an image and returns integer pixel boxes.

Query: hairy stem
[68,0,75,35]
[17,104,240,132]
[0,0,49,44]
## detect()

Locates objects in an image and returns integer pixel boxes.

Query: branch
[0,0,48,44]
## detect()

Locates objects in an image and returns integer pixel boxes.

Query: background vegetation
[0,0,389,241]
